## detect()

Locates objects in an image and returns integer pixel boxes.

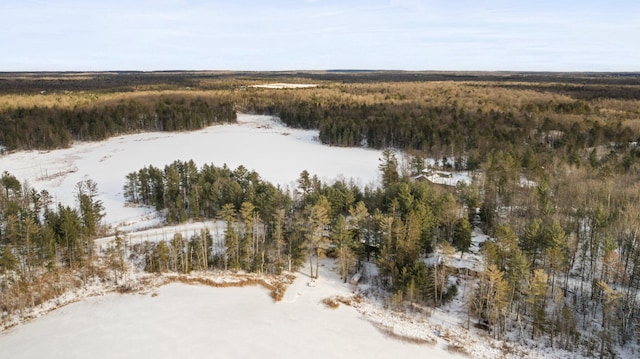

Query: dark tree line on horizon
[0,97,235,150]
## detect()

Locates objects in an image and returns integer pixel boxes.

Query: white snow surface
[249,83,318,89]
[0,114,382,230]
[0,262,463,359]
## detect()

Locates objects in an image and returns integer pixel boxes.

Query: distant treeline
[2,75,640,176]
[0,97,235,150]
[246,98,636,160]
[2,71,640,94]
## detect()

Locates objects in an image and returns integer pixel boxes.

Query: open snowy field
[249,83,318,89]
[0,262,463,359]
[0,114,382,230]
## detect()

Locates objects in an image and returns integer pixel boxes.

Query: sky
[1,0,638,72]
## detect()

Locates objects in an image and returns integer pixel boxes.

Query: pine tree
[505,248,530,317]
[75,179,105,237]
[544,220,567,296]
[409,154,425,176]
[473,264,510,338]
[307,197,330,279]
[108,230,126,284]
[483,224,518,271]
[0,245,18,273]
[123,172,139,203]
[297,170,312,196]
[221,203,239,272]
[1,171,21,198]
[528,269,549,338]
[453,217,473,257]
[556,304,578,350]
[239,201,255,271]
[379,148,399,189]
[152,241,170,273]
[332,214,354,283]
[522,218,544,266]
[349,201,370,262]
[271,208,286,273]
[376,214,396,285]
[170,233,186,272]
[597,280,623,359]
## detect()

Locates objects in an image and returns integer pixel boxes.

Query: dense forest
[2,71,640,357]
[4,72,639,177]
[0,96,235,150]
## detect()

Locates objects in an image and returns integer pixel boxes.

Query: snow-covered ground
[249,83,318,89]
[0,114,382,230]
[422,170,472,186]
[95,220,227,254]
[0,262,464,359]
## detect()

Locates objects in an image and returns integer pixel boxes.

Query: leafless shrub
[163,273,294,302]
[370,322,437,345]
[322,297,340,309]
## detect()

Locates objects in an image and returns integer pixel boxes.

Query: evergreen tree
[596,280,623,358]
[239,201,256,271]
[348,201,370,262]
[473,264,510,338]
[1,171,21,198]
[528,269,549,338]
[297,170,312,196]
[522,218,544,267]
[221,203,239,271]
[151,241,170,272]
[75,179,105,237]
[453,217,473,257]
[108,230,127,284]
[378,148,399,189]
[0,245,18,273]
[332,214,354,283]
[409,154,426,176]
[307,197,330,279]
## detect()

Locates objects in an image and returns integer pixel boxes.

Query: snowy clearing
[249,83,318,89]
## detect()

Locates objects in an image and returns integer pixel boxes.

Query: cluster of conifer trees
[239,86,638,173]
[463,144,640,356]
[0,97,235,150]
[122,158,463,302]
[0,172,104,314]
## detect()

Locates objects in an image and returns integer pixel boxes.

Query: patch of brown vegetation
[322,297,340,309]
[0,268,85,316]
[162,273,295,302]
[370,322,437,345]
[447,342,470,356]
[321,294,363,309]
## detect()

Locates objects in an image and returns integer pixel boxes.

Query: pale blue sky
[1,0,638,71]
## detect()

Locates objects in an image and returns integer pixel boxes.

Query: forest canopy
[2,71,640,357]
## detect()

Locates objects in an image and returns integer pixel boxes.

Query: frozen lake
[0,264,461,359]
[0,114,383,229]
